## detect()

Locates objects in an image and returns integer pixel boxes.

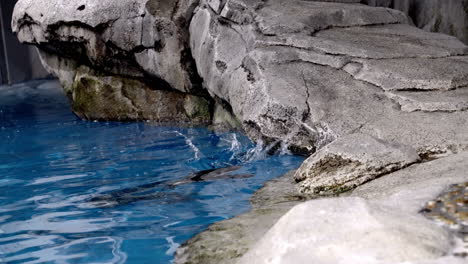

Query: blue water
[0,80,304,264]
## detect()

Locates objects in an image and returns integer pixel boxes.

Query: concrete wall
[0,0,49,85]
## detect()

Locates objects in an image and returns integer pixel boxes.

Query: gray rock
[348,56,468,91]
[294,133,420,194]
[386,88,468,112]
[178,152,468,264]
[12,0,202,93]
[175,171,312,264]
[391,0,468,45]
[363,0,468,45]
[190,0,468,159]
[255,0,408,35]
[361,0,392,7]
[352,151,468,214]
[37,50,79,96]
[239,197,453,264]
[312,24,468,59]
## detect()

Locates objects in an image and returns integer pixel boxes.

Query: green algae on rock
[72,69,211,123]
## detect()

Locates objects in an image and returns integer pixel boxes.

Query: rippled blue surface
[0,80,304,264]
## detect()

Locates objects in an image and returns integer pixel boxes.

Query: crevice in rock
[170,0,182,21]
[263,41,464,61]
[308,21,406,37]
[46,19,118,35]
[119,86,140,117]
[300,71,312,122]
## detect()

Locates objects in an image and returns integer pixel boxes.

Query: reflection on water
[0,80,305,263]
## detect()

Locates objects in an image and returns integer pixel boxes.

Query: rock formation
[364,0,468,45]
[11,0,217,123]
[11,0,468,263]
[190,0,468,190]
[176,150,468,264]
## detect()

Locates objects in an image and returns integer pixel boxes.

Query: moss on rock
[70,67,213,124]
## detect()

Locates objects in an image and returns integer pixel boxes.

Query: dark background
[0,0,48,85]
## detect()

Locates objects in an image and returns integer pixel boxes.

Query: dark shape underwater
[87,166,253,208]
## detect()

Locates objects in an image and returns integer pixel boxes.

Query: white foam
[173,131,202,160]
[165,236,181,256]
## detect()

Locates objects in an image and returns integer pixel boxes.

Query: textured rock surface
[13,0,468,160]
[191,0,468,192]
[240,197,453,264]
[175,171,313,264]
[362,1,468,45]
[190,0,468,156]
[12,0,201,94]
[71,66,210,123]
[182,152,468,264]
[11,0,227,125]
[11,0,468,262]
[391,0,468,45]
[294,133,420,194]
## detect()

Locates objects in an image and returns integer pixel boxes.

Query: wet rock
[294,133,420,195]
[71,66,211,123]
[211,103,242,130]
[37,51,79,96]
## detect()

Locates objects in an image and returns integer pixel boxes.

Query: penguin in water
[169,166,253,186]
[87,166,253,208]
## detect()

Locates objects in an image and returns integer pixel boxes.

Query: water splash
[229,133,241,152]
[279,141,292,155]
[173,131,202,160]
[242,139,271,162]
[165,236,180,256]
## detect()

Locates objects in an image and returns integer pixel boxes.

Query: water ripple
[0,80,305,263]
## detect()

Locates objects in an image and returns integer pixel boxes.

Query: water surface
[0,80,304,263]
